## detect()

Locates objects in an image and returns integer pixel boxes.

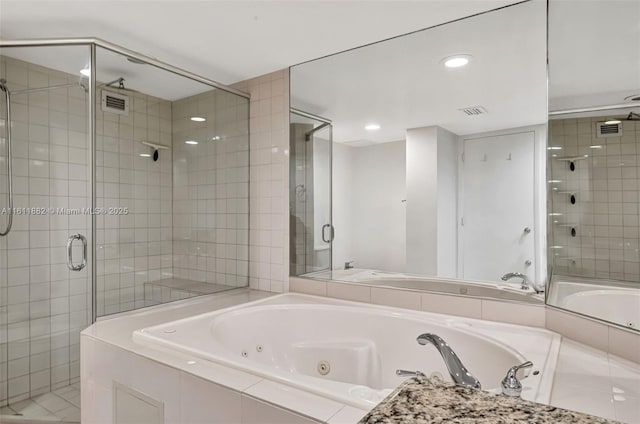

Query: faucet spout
[417,333,481,389]
[501,272,545,294]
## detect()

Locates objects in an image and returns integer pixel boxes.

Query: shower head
[100,77,139,93]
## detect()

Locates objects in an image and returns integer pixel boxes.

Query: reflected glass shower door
[290,111,333,277]
[0,44,92,421]
[94,46,250,317]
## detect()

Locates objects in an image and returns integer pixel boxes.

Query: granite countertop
[359,376,619,424]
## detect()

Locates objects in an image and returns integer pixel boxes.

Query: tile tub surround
[290,277,546,327]
[81,288,369,423]
[359,376,619,424]
[131,292,558,408]
[80,288,640,423]
[291,276,640,364]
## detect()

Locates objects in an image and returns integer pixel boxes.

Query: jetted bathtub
[550,276,640,329]
[133,293,560,409]
[308,268,544,304]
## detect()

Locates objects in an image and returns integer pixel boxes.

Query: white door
[461,131,535,283]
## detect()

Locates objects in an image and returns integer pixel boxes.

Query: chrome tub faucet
[501,272,545,294]
[344,261,355,270]
[416,333,481,389]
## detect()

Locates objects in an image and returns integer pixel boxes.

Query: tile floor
[0,383,80,423]
[551,339,640,423]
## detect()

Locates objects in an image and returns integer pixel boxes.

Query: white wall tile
[481,300,545,327]
[422,293,482,319]
[241,395,321,424]
[371,287,421,310]
[179,372,242,424]
[546,307,609,352]
[326,282,371,303]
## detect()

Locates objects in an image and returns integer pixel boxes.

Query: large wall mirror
[289,0,547,304]
[546,0,640,331]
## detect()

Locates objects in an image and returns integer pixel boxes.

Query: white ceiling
[548,0,640,111]
[291,0,547,143]
[1,1,636,129]
[0,0,521,87]
[0,44,213,101]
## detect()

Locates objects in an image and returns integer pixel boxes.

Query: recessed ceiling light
[442,54,472,68]
[604,119,621,125]
[589,145,603,149]
[547,180,562,183]
[191,117,206,122]
[139,153,151,157]
[547,146,562,150]
[365,123,380,131]
[79,68,91,77]
[185,140,198,145]
[212,136,221,141]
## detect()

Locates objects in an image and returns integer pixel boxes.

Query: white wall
[331,143,354,269]
[436,127,458,278]
[405,127,438,275]
[332,141,406,272]
[405,126,458,276]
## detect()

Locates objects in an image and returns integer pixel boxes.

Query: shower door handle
[67,233,87,271]
[321,224,334,243]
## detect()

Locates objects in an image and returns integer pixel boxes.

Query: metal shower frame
[0,37,250,323]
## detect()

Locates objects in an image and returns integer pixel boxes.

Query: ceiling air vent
[596,121,622,138]
[101,90,129,116]
[459,106,487,116]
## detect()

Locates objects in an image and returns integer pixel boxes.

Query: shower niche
[0,40,249,419]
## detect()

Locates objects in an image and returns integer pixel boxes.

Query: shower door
[289,110,333,277]
[0,44,93,418]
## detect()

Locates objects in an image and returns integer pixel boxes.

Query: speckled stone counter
[359,377,619,424]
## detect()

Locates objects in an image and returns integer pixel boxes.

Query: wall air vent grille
[596,122,622,138]
[101,90,129,115]
[459,106,488,116]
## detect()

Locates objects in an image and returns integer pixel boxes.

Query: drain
[241,350,248,358]
[628,322,635,328]
[533,370,540,376]
[317,360,330,375]
[256,345,263,352]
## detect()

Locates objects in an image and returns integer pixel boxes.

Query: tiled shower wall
[549,117,640,282]
[0,55,91,405]
[96,89,174,316]
[233,70,290,293]
[171,89,249,287]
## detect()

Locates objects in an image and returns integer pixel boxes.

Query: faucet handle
[396,369,425,378]
[501,361,533,397]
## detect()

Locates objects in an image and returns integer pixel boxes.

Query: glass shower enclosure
[0,39,249,422]
[289,109,333,277]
